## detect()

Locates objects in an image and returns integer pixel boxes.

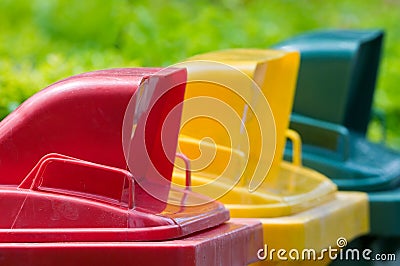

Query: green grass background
[1,0,399,148]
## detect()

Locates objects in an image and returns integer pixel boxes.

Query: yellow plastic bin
[172,49,369,265]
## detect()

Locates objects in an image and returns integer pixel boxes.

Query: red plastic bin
[0,68,263,265]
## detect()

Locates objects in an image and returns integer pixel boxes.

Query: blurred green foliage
[0,0,399,148]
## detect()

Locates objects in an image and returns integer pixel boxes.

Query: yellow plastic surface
[251,192,369,265]
[174,49,337,215]
[187,49,299,180]
[172,49,370,265]
[173,161,336,218]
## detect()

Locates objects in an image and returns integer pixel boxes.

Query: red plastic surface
[0,219,263,266]
[0,68,182,192]
[0,67,182,211]
[0,154,229,242]
[0,68,230,242]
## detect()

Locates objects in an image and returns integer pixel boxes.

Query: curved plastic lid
[174,161,336,218]
[294,127,400,192]
[174,59,276,197]
[0,68,229,242]
[173,49,337,215]
[274,29,384,134]
[0,153,228,243]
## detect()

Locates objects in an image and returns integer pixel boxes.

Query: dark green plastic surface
[369,188,400,237]
[276,29,400,237]
[274,29,384,135]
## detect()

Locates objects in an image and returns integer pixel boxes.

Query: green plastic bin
[273,29,400,239]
